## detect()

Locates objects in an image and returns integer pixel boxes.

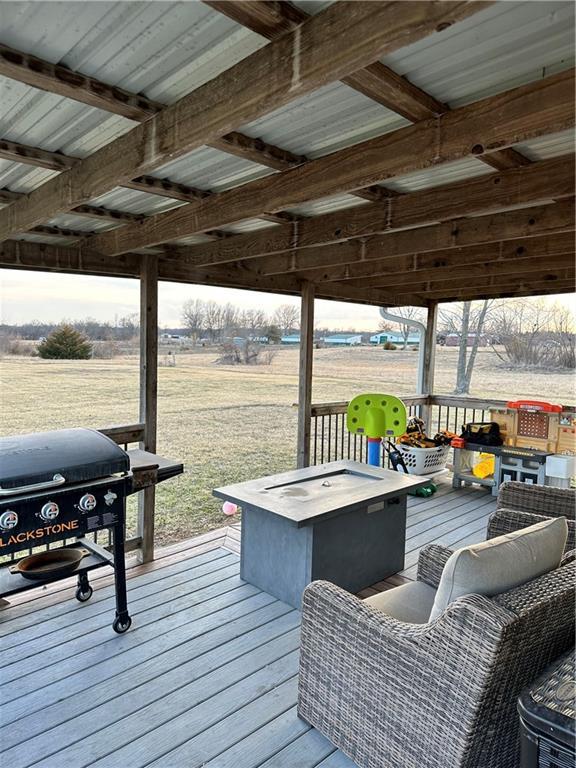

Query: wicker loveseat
[488,481,576,552]
[298,545,575,768]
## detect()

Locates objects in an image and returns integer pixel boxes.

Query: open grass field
[1,346,574,544]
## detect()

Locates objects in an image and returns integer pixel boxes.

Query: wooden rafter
[207,1,529,173]
[82,71,574,256]
[29,225,90,241]
[0,139,77,171]
[260,201,575,280]
[0,187,144,225]
[0,140,298,233]
[391,270,575,298]
[165,157,574,267]
[1,1,488,240]
[0,43,163,121]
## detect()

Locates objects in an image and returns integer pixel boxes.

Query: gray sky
[2,269,574,332]
[0,268,385,331]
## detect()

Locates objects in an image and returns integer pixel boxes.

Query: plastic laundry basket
[396,443,450,475]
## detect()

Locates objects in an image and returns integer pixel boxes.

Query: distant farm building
[370,332,421,346]
[323,334,362,346]
[281,334,301,344]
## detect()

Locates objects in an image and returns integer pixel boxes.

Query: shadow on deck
[0,480,495,768]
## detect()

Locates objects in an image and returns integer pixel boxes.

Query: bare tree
[241,308,268,334]
[379,306,425,349]
[203,300,224,342]
[439,300,494,394]
[273,303,300,335]
[221,303,240,336]
[182,299,205,342]
[488,299,575,369]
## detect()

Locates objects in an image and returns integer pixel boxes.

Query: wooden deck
[0,480,496,768]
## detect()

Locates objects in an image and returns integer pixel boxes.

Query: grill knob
[78,494,97,512]
[39,502,59,521]
[0,510,18,530]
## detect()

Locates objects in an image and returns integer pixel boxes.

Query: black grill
[0,428,182,634]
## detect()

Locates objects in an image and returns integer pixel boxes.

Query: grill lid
[0,428,130,494]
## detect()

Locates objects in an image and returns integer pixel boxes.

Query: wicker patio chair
[298,545,575,768]
[487,481,576,552]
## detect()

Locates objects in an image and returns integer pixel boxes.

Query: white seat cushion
[429,516,568,621]
[365,581,437,624]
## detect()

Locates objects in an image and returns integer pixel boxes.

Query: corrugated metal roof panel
[87,187,185,216]
[0,75,134,158]
[380,157,494,194]
[239,82,409,159]
[0,158,57,192]
[285,193,369,217]
[382,1,575,108]
[220,219,279,235]
[0,2,265,105]
[170,235,223,247]
[515,129,576,161]
[154,146,275,192]
[47,214,118,233]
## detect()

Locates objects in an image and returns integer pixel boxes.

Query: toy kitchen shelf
[452,444,551,496]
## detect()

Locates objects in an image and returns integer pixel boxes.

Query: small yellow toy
[473,453,495,479]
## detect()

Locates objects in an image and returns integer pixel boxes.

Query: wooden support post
[421,302,438,431]
[137,255,158,563]
[297,283,315,468]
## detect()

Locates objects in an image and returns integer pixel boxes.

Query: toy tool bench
[452,400,576,495]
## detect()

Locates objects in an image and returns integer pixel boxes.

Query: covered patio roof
[0,0,574,306]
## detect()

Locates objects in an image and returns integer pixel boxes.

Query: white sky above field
[0,269,574,332]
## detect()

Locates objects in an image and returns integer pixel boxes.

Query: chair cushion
[365,581,437,624]
[429,517,568,621]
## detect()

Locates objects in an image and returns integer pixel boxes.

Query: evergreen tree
[37,324,93,359]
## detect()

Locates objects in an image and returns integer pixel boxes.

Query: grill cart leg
[111,521,132,634]
[75,571,93,602]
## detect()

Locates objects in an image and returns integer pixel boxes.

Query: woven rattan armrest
[497,481,576,519]
[416,543,453,588]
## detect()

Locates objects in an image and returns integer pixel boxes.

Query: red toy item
[507,400,562,413]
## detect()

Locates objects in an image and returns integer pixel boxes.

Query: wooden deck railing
[310,395,576,467]
[310,395,427,465]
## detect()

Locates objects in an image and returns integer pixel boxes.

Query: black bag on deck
[460,421,503,446]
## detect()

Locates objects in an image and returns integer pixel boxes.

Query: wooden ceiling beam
[0,43,164,122]
[2,2,487,240]
[84,71,574,256]
[0,187,145,224]
[30,224,92,241]
[0,189,23,204]
[173,157,573,267]
[392,273,575,301]
[341,249,576,290]
[405,282,575,305]
[209,131,307,171]
[207,1,529,173]
[0,139,77,172]
[0,141,296,233]
[0,238,425,306]
[272,200,575,280]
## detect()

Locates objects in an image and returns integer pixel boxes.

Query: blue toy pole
[367,437,382,467]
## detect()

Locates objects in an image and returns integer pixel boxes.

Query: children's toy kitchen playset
[451,400,576,495]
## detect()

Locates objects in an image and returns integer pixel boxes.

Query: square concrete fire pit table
[214,460,428,608]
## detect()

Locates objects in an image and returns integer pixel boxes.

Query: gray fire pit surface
[214,461,427,608]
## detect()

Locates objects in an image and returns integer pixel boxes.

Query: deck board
[0,480,495,768]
